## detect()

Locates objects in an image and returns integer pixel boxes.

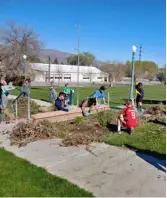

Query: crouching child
[117,100,137,135]
[55,92,70,112]
[79,97,96,117]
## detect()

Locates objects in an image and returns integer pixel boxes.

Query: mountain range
[39,49,106,67]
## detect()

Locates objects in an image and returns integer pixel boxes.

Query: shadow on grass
[107,123,129,133]
[30,87,40,90]
[148,119,166,126]
[40,99,50,102]
[123,99,166,105]
[107,123,117,132]
[142,99,166,105]
[125,144,166,173]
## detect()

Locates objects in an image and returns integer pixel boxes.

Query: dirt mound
[62,123,107,146]
[144,104,166,116]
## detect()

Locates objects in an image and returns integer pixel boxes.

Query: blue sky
[0,0,166,66]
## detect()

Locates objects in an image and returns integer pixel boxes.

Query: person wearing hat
[94,86,107,105]
[49,86,57,104]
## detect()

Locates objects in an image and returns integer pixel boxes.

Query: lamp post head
[132,45,137,53]
[23,55,27,60]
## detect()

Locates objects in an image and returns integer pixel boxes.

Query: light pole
[23,54,27,80]
[23,54,30,120]
[130,45,137,107]
[76,25,80,106]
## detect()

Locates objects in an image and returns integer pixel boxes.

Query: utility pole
[130,45,137,107]
[76,25,80,106]
[48,56,51,82]
[139,44,142,65]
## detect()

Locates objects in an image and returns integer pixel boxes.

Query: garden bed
[9,105,166,155]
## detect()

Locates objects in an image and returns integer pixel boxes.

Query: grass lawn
[104,122,166,156]
[101,111,166,156]
[10,84,166,106]
[0,148,93,197]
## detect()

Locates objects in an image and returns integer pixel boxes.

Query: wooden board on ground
[31,105,110,123]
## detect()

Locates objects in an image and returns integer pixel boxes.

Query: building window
[83,77,90,79]
[97,77,102,79]
[55,77,62,79]
[64,77,71,79]
[64,74,71,80]
[55,74,62,79]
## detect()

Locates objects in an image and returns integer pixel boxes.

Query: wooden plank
[31,105,110,123]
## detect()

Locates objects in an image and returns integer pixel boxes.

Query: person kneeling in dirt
[117,100,137,135]
[79,97,97,117]
[55,92,70,112]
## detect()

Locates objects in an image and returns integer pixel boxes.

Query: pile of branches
[9,119,108,147]
[144,104,166,116]
[10,120,64,147]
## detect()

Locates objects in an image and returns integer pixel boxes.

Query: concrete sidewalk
[0,124,166,197]
[8,95,52,107]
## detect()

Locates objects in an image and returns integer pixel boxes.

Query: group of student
[49,84,107,116]
[49,83,72,112]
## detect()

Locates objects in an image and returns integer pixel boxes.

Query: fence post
[27,94,30,120]
[15,100,18,123]
[108,92,110,106]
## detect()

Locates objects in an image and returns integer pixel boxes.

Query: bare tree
[55,66,62,86]
[0,21,42,78]
[100,61,126,86]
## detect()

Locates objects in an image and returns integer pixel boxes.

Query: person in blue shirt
[55,92,70,112]
[94,86,106,105]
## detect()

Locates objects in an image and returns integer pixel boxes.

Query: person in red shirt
[117,99,137,135]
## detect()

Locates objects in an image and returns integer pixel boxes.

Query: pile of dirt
[62,123,108,146]
[144,104,166,116]
[10,120,66,147]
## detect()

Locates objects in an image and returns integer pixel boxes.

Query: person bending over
[55,92,70,112]
[117,100,137,135]
[79,97,97,117]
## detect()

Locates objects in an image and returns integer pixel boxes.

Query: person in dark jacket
[136,82,144,113]
[55,92,70,112]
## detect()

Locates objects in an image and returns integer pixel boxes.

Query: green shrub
[99,119,108,127]
[97,110,115,127]
[75,116,84,125]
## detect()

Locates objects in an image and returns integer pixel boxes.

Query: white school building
[31,63,108,83]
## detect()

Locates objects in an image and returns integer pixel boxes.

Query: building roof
[30,63,105,74]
